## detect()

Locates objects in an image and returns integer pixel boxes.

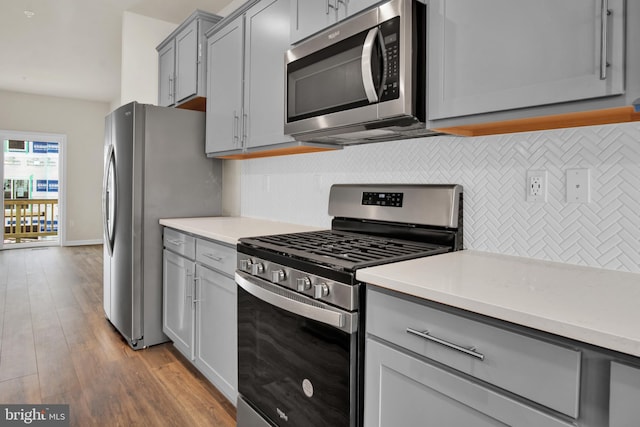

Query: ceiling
[0,0,234,103]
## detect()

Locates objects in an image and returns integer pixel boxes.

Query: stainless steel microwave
[284,0,437,145]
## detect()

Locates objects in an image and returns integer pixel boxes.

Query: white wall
[217,0,248,17]
[239,122,640,274]
[0,90,110,245]
[118,12,177,108]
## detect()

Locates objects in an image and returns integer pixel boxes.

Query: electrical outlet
[526,170,547,202]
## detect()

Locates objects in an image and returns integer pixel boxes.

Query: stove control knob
[296,277,311,291]
[250,263,264,275]
[240,259,252,272]
[313,283,330,299]
[271,270,286,283]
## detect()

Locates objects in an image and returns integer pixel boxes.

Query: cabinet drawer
[367,288,581,418]
[164,228,196,259]
[365,339,573,427]
[196,238,236,276]
[609,361,640,427]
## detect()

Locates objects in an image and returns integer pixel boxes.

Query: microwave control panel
[380,16,400,102]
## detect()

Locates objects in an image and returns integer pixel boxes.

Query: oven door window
[238,286,355,427]
[287,26,386,123]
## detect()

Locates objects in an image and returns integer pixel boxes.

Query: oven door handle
[235,271,356,333]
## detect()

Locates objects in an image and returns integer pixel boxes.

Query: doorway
[1,130,66,250]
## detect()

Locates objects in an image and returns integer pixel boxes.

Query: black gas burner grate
[241,230,450,271]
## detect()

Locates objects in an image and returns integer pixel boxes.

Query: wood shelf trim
[435,106,640,137]
[215,145,339,159]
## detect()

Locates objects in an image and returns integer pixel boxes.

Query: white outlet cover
[567,168,590,203]
[526,170,547,202]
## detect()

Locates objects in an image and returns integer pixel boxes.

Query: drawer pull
[167,239,185,246]
[406,327,485,361]
[202,252,223,262]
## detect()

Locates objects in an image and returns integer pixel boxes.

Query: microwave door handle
[362,27,380,103]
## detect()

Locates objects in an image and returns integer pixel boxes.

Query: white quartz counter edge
[159,216,322,245]
[356,250,640,358]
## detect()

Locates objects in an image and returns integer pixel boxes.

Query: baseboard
[64,239,103,247]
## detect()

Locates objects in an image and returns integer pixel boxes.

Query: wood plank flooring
[0,245,236,426]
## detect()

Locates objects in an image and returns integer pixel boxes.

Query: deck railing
[3,199,59,243]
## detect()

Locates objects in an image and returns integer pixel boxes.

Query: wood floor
[0,245,236,426]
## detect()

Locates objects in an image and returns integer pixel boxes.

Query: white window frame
[0,130,67,250]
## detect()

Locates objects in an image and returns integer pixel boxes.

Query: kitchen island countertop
[159,216,322,245]
[357,250,640,358]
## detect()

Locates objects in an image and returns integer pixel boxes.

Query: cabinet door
[158,42,175,107]
[162,250,194,359]
[206,17,244,154]
[345,0,377,18]
[244,0,295,149]
[290,0,336,43]
[195,265,238,404]
[610,362,640,427]
[175,20,199,103]
[428,0,625,120]
[365,339,573,427]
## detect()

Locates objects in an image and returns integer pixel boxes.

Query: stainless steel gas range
[235,184,463,427]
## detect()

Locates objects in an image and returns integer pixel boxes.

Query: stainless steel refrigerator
[102,101,221,349]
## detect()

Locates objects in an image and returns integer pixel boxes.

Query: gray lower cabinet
[194,264,237,405]
[609,362,640,427]
[365,339,572,427]
[428,0,627,125]
[365,287,579,427]
[162,228,238,405]
[162,249,195,358]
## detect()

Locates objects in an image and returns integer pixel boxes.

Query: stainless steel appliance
[284,0,438,145]
[235,184,462,427]
[102,101,221,349]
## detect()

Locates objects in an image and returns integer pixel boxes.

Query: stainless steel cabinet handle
[327,0,337,14]
[167,238,184,246]
[186,271,193,298]
[406,327,485,361]
[193,276,201,303]
[233,111,239,145]
[242,112,248,145]
[202,252,223,261]
[600,0,611,80]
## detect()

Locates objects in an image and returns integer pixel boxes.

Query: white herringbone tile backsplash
[240,122,640,273]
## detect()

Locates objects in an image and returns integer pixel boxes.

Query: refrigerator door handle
[102,144,117,256]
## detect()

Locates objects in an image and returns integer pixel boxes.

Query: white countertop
[159,216,322,245]
[357,250,640,358]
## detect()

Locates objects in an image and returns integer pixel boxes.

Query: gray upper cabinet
[206,16,244,154]
[428,0,626,122]
[158,42,176,107]
[206,0,294,157]
[290,0,378,44]
[243,0,295,150]
[174,20,199,103]
[157,10,222,110]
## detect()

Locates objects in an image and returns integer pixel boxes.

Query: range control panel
[362,192,404,207]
